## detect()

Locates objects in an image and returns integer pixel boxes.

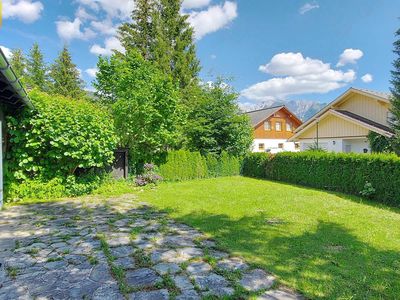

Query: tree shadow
[166,209,400,299]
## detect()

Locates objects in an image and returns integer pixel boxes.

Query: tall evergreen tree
[26,43,49,91]
[119,0,200,89]
[10,49,26,80]
[390,28,400,154]
[49,46,84,98]
[119,0,157,60]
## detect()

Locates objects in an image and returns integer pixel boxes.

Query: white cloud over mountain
[337,48,363,67]
[3,0,44,23]
[242,52,357,101]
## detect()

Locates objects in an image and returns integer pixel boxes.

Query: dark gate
[111,149,129,179]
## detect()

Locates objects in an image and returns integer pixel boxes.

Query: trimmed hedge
[159,150,241,181]
[242,152,400,206]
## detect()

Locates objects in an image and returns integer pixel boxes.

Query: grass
[137,176,400,300]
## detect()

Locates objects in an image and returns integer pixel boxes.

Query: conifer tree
[119,0,200,89]
[390,28,400,154]
[49,46,84,99]
[26,43,49,91]
[10,49,26,80]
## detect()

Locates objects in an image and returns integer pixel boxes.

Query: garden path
[0,195,302,299]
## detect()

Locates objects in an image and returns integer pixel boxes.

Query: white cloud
[85,68,98,78]
[0,46,13,59]
[188,1,238,40]
[3,0,44,23]
[76,6,95,21]
[182,0,211,10]
[259,52,330,76]
[242,52,356,101]
[75,0,99,11]
[91,19,119,36]
[211,54,217,59]
[299,2,319,15]
[56,18,97,42]
[90,36,125,56]
[361,73,373,83]
[337,48,363,67]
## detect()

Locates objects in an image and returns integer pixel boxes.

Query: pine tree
[119,0,200,89]
[49,46,84,99]
[390,28,400,154]
[9,49,26,80]
[26,43,49,91]
[118,0,157,60]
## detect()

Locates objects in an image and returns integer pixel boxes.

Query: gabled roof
[245,105,302,128]
[0,48,32,109]
[245,105,284,127]
[292,87,391,135]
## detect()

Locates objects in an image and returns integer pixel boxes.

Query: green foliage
[119,0,200,89]
[184,80,253,157]
[367,131,393,153]
[158,150,240,181]
[5,178,66,203]
[95,50,182,169]
[242,152,400,205]
[10,48,26,79]
[26,43,49,91]
[49,46,85,98]
[5,90,118,201]
[391,27,400,154]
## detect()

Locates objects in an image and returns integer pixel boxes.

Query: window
[286,122,292,132]
[275,122,282,131]
[278,143,284,149]
[264,121,271,131]
[258,143,265,151]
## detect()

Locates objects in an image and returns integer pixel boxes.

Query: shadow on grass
[247,176,400,214]
[166,209,400,299]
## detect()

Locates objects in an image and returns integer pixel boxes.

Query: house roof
[333,110,394,136]
[244,105,302,128]
[245,105,284,127]
[0,48,32,109]
[292,87,391,135]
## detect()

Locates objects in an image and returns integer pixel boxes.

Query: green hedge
[242,152,400,206]
[159,150,241,181]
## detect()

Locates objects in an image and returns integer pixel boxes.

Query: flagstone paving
[0,196,303,299]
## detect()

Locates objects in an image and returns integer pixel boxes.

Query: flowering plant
[135,163,163,187]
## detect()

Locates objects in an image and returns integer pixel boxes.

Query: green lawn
[138,176,400,299]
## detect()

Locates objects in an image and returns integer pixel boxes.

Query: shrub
[135,163,163,187]
[159,150,240,181]
[6,90,118,181]
[5,178,66,203]
[4,90,118,203]
[242,152,400,206]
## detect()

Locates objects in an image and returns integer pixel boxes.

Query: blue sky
[1,0,399,105]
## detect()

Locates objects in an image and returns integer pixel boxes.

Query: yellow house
[289,88,394,153]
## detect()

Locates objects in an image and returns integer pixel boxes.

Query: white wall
[300,138,370,153]
[252,139,298,153]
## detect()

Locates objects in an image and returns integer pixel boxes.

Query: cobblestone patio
[0,196,302,299]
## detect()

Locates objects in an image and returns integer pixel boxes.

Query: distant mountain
[240,99,326,121]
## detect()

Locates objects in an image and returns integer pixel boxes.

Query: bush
[159,150,240,181]
[242,152,400,206]
[5,178,66,203]
[135,163,163,187]
[6,90,118,181]
[4,90,118,203]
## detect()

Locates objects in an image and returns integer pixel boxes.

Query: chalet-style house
[289,88,394,153]
[246,106,303,153]
[0,48,32,208]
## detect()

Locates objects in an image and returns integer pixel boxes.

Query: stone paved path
[0,196,303,300]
